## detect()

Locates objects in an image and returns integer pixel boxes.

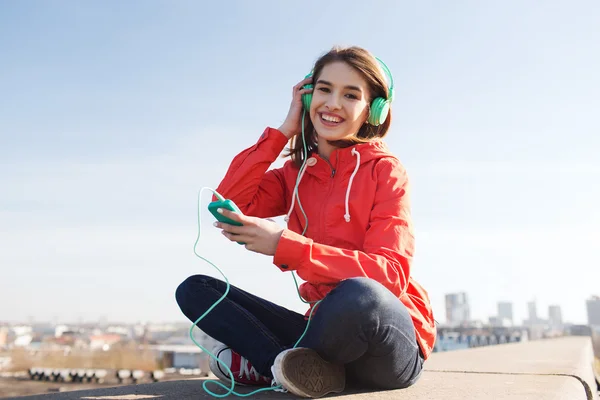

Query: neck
[317,136,335,161]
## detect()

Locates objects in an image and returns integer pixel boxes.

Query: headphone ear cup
[301,73,314,111]
[302,88,312,111]
[368,97,390,126]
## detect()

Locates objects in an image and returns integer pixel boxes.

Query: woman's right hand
[277,76,313,139]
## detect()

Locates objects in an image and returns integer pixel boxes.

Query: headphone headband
[375,57,394,102]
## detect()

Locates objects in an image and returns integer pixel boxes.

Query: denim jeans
[175,275,424,389]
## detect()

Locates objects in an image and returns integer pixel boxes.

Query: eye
[345,93,358,100]
[317,87,331,93]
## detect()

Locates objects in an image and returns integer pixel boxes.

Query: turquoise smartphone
[208,199,245,244]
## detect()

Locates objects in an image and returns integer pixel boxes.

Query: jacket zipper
[319,159,336,242]
[323,158,336,177]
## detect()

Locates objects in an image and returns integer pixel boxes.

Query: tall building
[497,302,513,324]
[527,300,538,324]
[445,292,470,327]
[586,296,600,326]
[548,305,563,328]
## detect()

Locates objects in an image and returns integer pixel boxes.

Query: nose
[325,92,342,111]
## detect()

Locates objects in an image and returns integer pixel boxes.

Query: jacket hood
[313,139,397,170]
[285,139,398,224]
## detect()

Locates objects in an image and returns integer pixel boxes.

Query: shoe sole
[209,346,237,385]
[273,348,345,398]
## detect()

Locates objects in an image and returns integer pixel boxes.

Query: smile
[319,112,345,126]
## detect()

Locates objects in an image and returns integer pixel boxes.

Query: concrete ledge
[11,337,598,400]
[425,335,598,399]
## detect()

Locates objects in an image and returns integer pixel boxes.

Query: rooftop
[14,336,600,400]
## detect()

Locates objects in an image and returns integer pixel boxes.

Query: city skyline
[442,293,599,328]
[3,293,597,328]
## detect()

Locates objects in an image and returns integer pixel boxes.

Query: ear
[363,103,372,125]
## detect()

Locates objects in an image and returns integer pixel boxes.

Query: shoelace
[270,365,288,393]
[239,357,288,393]
[239,357,263,382]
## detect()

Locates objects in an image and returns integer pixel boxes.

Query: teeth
[322,114,341,123]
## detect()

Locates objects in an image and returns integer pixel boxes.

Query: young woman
[175,46,436,398]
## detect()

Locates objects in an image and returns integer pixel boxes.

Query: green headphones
[301,57,395,126]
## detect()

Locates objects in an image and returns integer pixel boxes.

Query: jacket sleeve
[213,127,290,218]
[272,158,414,298]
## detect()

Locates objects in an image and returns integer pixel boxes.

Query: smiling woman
[175,45,435,399]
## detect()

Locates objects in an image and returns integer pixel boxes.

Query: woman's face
[309,61,371,142]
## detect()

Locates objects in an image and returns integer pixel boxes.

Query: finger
[217,208,247,224]
[221,230,239,241]
[294,87,313,101]
[222,230,251,244]
[293,77,313,90]
[215,222,245,235]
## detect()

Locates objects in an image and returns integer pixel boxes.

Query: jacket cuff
[273,229,311,271]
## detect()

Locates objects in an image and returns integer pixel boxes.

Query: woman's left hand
[214,208,284,256]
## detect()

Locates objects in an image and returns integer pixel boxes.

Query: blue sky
[1,1,599,326]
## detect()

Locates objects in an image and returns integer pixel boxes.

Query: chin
[314,123,349,140]
[315,131,355,143]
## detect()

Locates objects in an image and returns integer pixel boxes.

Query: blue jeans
[175,275,424,389]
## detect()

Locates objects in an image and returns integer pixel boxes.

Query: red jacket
[215,127,436,359]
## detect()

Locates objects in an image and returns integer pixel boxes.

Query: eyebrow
[315,79,362,92]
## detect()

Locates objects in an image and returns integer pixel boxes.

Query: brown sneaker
[271,348,345,398]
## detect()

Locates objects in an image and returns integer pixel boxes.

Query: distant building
[569,324,592,336]
[523,300,548,339]
[89,334,124,351]
[13,334,33,347]
[489,316,512,328]
[497,302,513,325]
[548,305,563,328]
[527,300,538,324]
[43,333,85,349]
[151,344,208,371]
[586,296,600,326]
[107,326,132,337]
[445,292,470,327]
[55,325,71,338]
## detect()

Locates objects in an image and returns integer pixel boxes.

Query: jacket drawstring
[284,160,310,222]
[344,148,360,222]
[285,148,361,223]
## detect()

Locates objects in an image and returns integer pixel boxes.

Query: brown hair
[284,46,393,168]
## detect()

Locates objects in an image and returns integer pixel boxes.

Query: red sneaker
[209,345,272,386]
